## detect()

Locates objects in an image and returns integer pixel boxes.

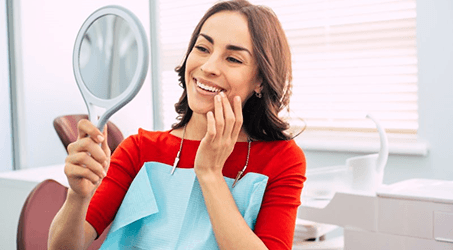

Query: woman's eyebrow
[226,44,252,56]
[199,33,214,44]
[199,33,252,56]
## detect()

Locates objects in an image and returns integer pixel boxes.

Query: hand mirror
[73,5,149,131]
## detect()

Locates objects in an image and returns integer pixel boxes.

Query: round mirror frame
[73,5,149,130]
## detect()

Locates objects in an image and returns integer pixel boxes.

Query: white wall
[17,0,153,169]
[302,0,453,184]
[0,0,12,172]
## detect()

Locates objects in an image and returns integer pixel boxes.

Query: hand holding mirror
[73,5,149,131]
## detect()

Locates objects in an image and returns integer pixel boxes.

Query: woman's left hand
[194,92,243,176]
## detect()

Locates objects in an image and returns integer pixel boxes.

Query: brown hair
[172,0,293,141]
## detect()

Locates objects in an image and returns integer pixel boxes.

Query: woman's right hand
[64,119,111,201]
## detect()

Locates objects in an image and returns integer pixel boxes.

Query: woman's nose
[200,55,221,76]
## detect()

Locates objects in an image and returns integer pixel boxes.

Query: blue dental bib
[100,161,268,250]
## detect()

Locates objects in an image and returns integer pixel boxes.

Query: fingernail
[220,91,226,97]
[97,135,104,142]
[216,95,221,102]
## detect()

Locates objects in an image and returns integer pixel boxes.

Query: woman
[49,0,306,249]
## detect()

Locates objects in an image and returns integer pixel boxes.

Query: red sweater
[86,129,306,249]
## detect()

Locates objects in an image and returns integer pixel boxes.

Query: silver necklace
[170,125,252,188]
[232,137,252,188]
[170,125,186,175]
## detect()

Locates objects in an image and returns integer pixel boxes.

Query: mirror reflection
[79,14,138,99]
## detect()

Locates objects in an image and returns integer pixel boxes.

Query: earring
[255,91,262,98]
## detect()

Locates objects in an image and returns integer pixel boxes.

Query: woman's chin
[187,98,213,115]
[188,105,214,116]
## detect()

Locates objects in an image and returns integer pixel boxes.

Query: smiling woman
[173,1,293,142]
[181,11,262,138]
[48,1,305,250]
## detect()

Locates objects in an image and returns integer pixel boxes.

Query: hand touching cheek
[194,93,243,176]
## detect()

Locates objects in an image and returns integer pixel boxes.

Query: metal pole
[149,0,163,131]
[6,0,25,170]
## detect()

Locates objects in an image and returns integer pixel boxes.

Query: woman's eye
[227,57,243,64]
[195,46,208,53]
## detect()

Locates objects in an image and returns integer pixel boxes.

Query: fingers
[214,94,224,140]
[65,164,102,185]
[66,120,110,185]
[205,111,216,142]
[65,152,107,184]
[69,120,108,161]
[207,92,243,145]
[232,96,243,140]
[215,92,242,140]
[221,93,235,139]
[67,137,108,164]
[77,119,105,143]
[101,125,111,171]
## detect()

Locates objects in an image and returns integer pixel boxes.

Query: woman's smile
[193,77,225,95]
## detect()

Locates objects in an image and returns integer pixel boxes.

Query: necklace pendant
[232,170,243,188]
[171,156,179,175]
[171,125,185,175]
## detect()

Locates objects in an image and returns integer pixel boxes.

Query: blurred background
[2,0,452,183]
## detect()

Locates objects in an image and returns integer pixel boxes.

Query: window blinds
[156,0,417,134]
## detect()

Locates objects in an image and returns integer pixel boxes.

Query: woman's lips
[194,78,225,93]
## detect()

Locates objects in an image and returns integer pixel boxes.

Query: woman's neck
[185,113,208,140]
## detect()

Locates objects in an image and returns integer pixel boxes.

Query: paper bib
[100,161,268,250]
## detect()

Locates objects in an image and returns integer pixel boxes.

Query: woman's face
[184,11,261,115]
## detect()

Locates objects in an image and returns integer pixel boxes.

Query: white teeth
[195,78,222,93]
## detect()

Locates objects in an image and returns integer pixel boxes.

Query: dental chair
[53,114,124,153]
[16,179,110,250]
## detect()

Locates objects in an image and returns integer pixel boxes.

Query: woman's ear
[254,82,263,95]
